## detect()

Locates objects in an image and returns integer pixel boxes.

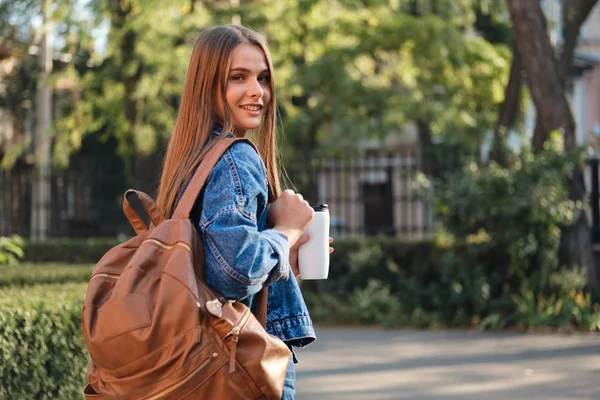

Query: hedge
[23,238,119,263]
[299,237,600,330]
[16,237,600,330]
[0,264,93,287]
[1,236,599,397]
[0,283,88,400]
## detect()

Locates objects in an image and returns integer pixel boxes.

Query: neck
[233,128,247,137]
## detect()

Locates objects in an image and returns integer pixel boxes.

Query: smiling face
[214,43,272,137]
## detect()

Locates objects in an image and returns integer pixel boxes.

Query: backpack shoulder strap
[172,137,258,219]
[172,137,269,328]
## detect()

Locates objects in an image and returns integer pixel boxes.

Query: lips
[240,104,263,111]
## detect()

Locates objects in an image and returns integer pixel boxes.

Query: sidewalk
[294,327,600,400]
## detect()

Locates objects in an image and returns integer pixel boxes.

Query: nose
[248,77,264,98]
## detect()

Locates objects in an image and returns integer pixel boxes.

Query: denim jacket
[184,129,316,349]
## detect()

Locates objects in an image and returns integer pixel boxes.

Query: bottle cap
[312,204,329,211]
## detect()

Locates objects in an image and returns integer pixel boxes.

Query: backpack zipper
[143,238,192,254]
[89,239,192,282]
[223,308,252,373]
[90,273,119,281]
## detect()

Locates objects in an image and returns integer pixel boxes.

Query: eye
[230,75,244,81]
[258,75,271,82]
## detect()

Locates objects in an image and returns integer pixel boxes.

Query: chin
[236,121,262,132]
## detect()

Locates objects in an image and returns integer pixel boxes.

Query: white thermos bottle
[298,204,330,280]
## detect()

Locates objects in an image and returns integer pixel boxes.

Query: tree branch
[507,0,576,148]
[559,0,599,80]
[492,41,522,164]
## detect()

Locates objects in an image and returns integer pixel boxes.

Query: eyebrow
[229,67,270,74]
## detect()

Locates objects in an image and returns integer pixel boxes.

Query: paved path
[294,327,600,400]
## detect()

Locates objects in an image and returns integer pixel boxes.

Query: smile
[240,105,262,111]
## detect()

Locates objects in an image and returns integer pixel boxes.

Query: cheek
[226,85,244,109]
[263,86,272,106]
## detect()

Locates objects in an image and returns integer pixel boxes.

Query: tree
[0,0,86,168]
[531,0,599,152]
[490,40,521,166]
[0,0,38,44]
[3,0,511,190]
[53,0,212,190]
[231,0,510,157]
[507,0,596,283]
[201,0,510,202]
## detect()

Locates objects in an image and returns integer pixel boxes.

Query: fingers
[295,193,311,209]
[299,233,310,243]
[282,189,310,207]
[329,247,334,254]
[329,237,334,243]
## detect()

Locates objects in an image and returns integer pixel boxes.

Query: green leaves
[302,236,600,331]
[47,0,199,167]
[0,283,88,400]
[0,235,24,267]
[0,263,93,287]
[417,138,596,329]
[267,1,509,158]
[3,0,511,168]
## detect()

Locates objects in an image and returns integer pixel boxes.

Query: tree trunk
[508,1,576,147]
[416,118,437,178]
[31,0,52,241]
[531,118,546,153]
[508,0,595,282]
[491,41,522,165]
[111,0,146,189]
[560,0,598,79]
[530,0,598,151]
[560,166,598,282]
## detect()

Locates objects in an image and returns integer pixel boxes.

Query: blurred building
[572,4,600,150]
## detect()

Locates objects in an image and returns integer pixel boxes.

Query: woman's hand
[289,234,310,277]
[268,190,314,246]
[289,236,335,278]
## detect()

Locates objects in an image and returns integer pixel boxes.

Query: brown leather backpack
[81,138,291,400]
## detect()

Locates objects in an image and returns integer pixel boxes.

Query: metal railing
[1,149,468,239]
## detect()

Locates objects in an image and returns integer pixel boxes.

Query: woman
[156,25,330,399]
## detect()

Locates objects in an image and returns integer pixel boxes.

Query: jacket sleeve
[197,142,290,300]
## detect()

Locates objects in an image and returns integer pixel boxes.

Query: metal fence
[1,149,468,239]
[1,164,131,238]
[286,155,431,238]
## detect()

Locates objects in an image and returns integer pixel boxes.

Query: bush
[0,235,24,266]
[496,268,600,330]
[302,238,460,328]
[23,238,119,263]
[301,236,600,331]
[0,283,88,400]
[424,136,592,329]
[0,263,93,287]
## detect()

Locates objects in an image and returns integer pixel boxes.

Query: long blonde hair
[156,25,282,217]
